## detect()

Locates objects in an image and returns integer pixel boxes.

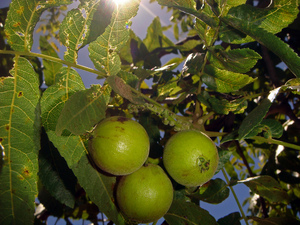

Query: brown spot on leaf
[5,125,9,131]
[17,6,24,14]
[22,167,31,178]
[17,174,24,181]
[17,91,23,97]
[13,22,21,27]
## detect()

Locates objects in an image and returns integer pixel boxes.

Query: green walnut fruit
[116,163,173,223]
[88,116,150,175]
[163,130,219,187]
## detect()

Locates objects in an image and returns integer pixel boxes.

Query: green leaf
[261,119,283,139]
[215,148,232,174]
[56,84,111,136]
[71,154,126,225]
[202,65,255,93]
[182,53,205,75]
[216,0,246,16]
[220,0,299,44]
[106,75,144,104]
[207,47,262,73]
[143,17,174,52]
[38,131,76,208]
[157,0,217,28]
[217,212,241,225]
[222,3,300,77]
[41,67,91,168]
[208,97,248,115]
[164,200,218,225]
[59,0,101,63]
[84,0,114,46]
[39,36,63,86]
[157,0,196,10]
[188,178,230,204]
[117,70,139,88]
[250,216,300,225]
[4,0,72,51]
[0,56,41,224]
[41,67,85,131]
[238,87,281,139]
[88,0,140,76]
[283,78,300,94]
[238,175,290,204]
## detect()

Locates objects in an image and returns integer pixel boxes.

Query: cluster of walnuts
[88,116,219,223]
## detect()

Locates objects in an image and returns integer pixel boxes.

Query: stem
[250,136,300,151]
[222,168,250,225]
[235,141,269,218]
[0,49,106,78]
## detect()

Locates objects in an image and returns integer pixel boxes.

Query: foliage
[0,0,300,224]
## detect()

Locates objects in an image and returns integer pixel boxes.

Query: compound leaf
[0,56,41,224]
[222,2,300,77]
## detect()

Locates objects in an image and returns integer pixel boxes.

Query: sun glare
[113,0,130,6]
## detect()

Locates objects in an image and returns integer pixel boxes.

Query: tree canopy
[0,0,300,225]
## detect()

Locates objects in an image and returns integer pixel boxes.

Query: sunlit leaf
[88,0,140,76]
[59,0,101,63]
[39,36,63,86]
[157,0,217,28]
[0,56,40,224]
[283,78,300,94]
[56,84,111,136]
[202,65,255,93]
[41,66,87,167]
[5,0,72,51]
[41,67,85,131]
[143,17,174,53]
[222,2,300,77]
[220,0,299,44]
[208,98,248,115]
[238,87,281,139]
[207,47,262,73]
[238,175,289,204]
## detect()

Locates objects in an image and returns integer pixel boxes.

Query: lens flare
[113,0,130,6]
